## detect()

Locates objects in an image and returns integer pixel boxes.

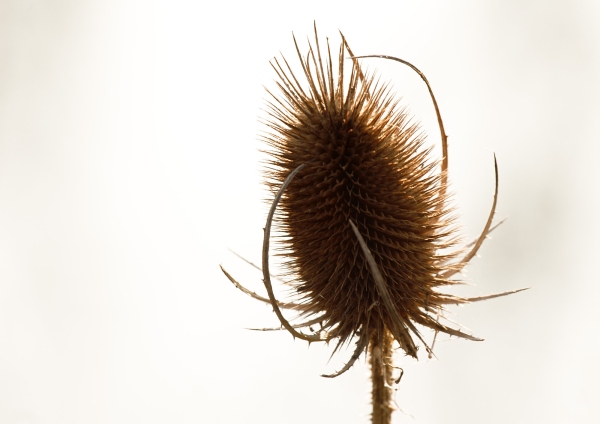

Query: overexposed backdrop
[1,1,599,423]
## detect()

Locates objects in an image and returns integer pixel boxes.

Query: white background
[1,1,599,423]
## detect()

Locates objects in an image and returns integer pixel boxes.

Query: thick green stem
[370,328,394,424]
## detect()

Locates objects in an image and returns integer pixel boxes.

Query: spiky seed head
[259,29,469,362]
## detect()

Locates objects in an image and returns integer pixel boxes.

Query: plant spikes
[221,24,526,424]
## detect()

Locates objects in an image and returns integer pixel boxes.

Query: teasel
[221,24,525,424]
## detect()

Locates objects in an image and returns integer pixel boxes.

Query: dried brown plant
[221,25,525,424]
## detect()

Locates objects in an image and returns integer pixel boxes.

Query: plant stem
[370,328,394,424]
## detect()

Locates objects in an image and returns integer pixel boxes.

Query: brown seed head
[222,26,523,378]
[263,30,463,360]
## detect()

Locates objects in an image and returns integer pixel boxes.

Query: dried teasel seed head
[222,26,525,378]
[263,28,469,363]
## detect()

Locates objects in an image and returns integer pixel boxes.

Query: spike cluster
[221,27,522,379]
